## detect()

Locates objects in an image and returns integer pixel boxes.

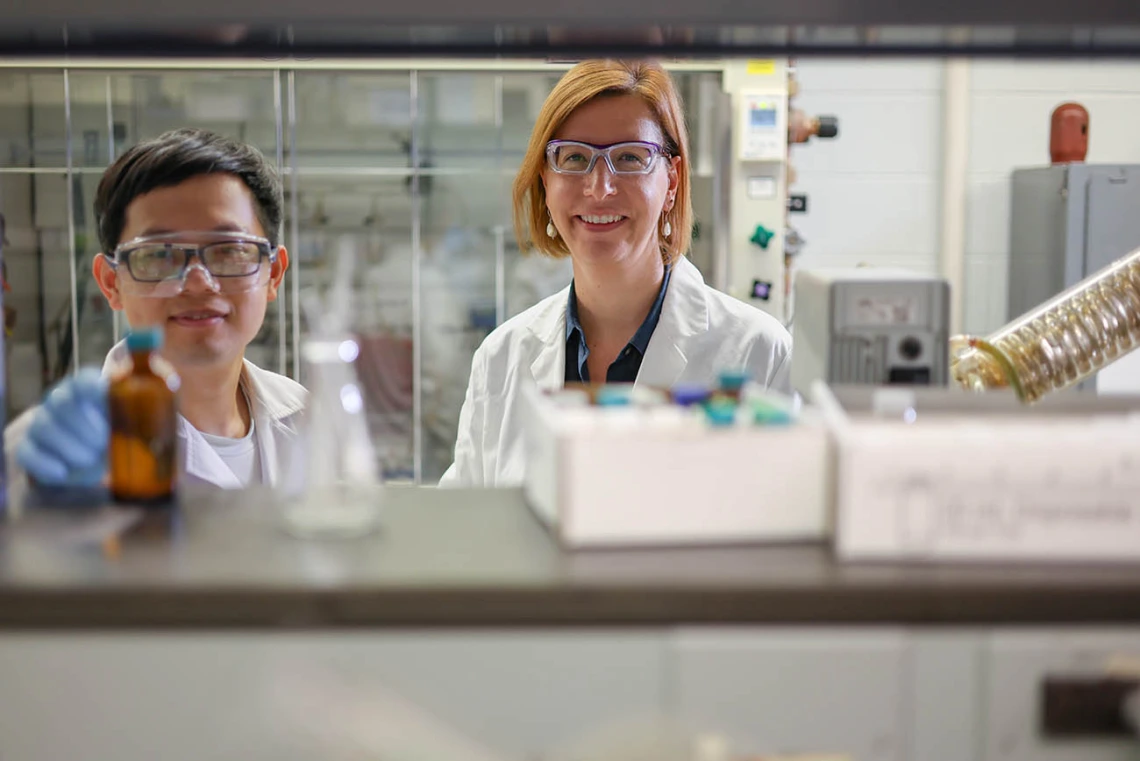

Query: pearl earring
[662,219,672,238]
[546,220,557,239]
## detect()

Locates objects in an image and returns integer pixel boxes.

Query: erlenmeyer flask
[278,238,383,538]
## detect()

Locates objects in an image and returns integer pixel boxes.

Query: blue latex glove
[16,368,109,487]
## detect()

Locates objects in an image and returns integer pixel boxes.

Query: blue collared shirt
[565,266,672,384]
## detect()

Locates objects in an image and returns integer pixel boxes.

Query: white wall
[966,60,1140,334]
[788,57,1140,336]
[789,60,943,274]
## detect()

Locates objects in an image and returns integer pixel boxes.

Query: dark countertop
[2,486,1140,630]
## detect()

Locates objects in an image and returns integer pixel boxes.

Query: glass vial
[109,327,179,504]
[951,246,1140,402]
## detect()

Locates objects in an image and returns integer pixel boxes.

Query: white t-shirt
[195,387,262,487]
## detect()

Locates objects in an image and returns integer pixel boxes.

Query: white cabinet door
[0,630,667,761]
[670,627,908,761]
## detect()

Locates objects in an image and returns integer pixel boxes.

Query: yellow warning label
[747,59,777,75]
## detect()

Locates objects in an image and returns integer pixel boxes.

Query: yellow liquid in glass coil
[951,248,1140,403]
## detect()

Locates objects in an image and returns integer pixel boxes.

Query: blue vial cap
[670,384,711,407]
[718,369,750,391]
[125,326,163,352]
[704,399,737,427]
[596,385,633,407]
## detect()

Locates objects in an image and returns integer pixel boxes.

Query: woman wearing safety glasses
[4,128,302,504]
[440,59,792,487]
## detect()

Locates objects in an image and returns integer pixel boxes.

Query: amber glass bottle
[109,327,179,504]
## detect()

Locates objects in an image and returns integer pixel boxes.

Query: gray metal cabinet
[981,630,1140,761]
[1009,164,1140,319]
[1008,164,1140,393]
[668,628,909,760]
[0,631,669,761]
[907,632,987,761]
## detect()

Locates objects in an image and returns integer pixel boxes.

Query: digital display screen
[850,296,918,325]
[750,107,777,128]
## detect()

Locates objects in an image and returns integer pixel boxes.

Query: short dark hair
[94,128,284,254]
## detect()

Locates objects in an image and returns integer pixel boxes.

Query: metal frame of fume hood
[6,0,1140,27]
[4,0,1140,58]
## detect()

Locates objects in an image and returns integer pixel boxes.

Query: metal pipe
[63,69,79,376]
[105,73,122,345]
[410,70,423,483]
[940,57,970,335]
[0,59,722,73]
[273,68,286,377]
[493,73,506,326]
[287,70,301,382]
[711,84,732,293]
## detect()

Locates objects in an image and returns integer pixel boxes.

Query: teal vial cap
[595,385,633,407]
[704,398,738,427]
[718,369,750,391]
[125,326,164,352]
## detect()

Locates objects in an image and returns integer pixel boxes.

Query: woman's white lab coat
[3,342,308,511]
[439,255,792,488]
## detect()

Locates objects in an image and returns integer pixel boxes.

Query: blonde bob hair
[512,59,693,266]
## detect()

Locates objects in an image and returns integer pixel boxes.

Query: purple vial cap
[671,385,711,406]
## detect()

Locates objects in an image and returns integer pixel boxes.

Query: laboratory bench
[2,486,1140,629]
[2,487,1140,761]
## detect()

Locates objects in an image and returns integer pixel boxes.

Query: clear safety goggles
[109,231,277,298]
[545,140,669,175]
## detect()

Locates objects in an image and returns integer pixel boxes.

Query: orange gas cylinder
[1050,102,1089,164]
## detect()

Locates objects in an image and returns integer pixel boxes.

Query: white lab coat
[3,342,308,511]
[438,255,792,488]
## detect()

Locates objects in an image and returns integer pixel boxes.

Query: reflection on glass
[64,71,279,169]
[73,173,115,369]
[0,72,72,413]
[60,71,283,377]
[500,72,575,319]
[0,72,66,168]
[419,173,501,481]
[0,63,726,482]
[292,71,527,481]
[500,72,561,161]
[289,176,418,479]
[0,170,73,410]
[418,71,499,171]
[293,73,413,170]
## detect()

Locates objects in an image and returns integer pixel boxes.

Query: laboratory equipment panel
[790,268,951,397]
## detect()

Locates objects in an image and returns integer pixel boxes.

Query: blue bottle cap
[670,384,711,407]
[718,369,750,391]
[125,326,163,352]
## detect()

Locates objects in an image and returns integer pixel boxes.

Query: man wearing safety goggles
[4,127,304,503]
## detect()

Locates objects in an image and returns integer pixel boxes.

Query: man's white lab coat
[3,343,308,510]
[438,255,792,488]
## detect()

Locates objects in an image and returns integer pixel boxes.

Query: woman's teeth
[580,214,623,224]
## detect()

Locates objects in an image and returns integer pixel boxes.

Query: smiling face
[542,94,680,272]
[94,173,288,370]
